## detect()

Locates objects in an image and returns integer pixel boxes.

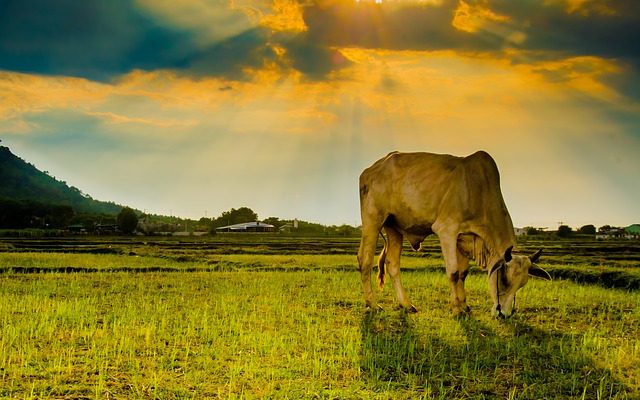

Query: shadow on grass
[360,311,630,399]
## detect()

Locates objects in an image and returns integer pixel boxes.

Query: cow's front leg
[440,234,471,316]
[448,268,471,316]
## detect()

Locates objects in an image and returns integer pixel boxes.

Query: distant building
[278,223,294,233]
[514,227,527,236]
[596,225,640,240]
[95,224,118,234]
[215,221,275,233]
[278,219,299,233]
[67,224,87,234]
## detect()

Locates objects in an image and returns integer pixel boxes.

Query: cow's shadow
[360,310,630,398]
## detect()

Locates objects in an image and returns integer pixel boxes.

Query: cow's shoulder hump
[463,150,500,178]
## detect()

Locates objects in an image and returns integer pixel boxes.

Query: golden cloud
[260,0,307,32]
[0,72,112,133]
[452,0,509,34]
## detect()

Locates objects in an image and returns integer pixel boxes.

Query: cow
[357,151,551,318]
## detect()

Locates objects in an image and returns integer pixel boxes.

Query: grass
[0,252,638,399]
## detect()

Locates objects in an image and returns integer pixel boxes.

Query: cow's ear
[530,249,542,263]
[504,246,513,262]
[490,259,505,276]
[528,264,552,281]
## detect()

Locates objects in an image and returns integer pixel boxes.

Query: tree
[598,225,613,233]
[335,224,356,237]
[557,224,573,238]
[525,226,541,235]
[578,224,596,235]
[263,217,282,228]
[212,207,258,228]
[117,207,138,234]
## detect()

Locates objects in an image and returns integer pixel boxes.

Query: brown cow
[357,151,551,317]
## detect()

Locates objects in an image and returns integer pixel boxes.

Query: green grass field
[0,239,638,399]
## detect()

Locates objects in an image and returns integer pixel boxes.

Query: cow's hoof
[399,304,418,313]
[452,306,471,318]
[454,311,471,320]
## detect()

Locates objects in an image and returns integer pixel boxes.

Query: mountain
[0,145,122,215]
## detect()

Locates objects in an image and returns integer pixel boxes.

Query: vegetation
[117,207,139,234]
[579,224,597,235]
[0,237,638,399]
[211,207,259,228]
[557,225,573,238]
[0,198,74,229]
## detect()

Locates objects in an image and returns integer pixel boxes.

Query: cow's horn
[530,249,542,263]
[504,246,513,262]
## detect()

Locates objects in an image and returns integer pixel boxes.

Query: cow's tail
[377,233,387,290]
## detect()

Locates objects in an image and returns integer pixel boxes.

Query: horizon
[5,141,637,231]
[1,0,638,229]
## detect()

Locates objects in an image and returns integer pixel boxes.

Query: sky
[0,0,639,229]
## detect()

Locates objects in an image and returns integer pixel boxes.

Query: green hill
[0,145,122,221]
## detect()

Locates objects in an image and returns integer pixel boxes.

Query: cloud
[135,0,258,46]
[0,71,111,133]
[490,0,640,63]
[185,28,281,79]
[0,0,198,81]
[284,0,640,92]
[1,0,639,90]
[259,0,308,33]
[452,0,510,34]
[0,0,282,81]
[300,1,471,51]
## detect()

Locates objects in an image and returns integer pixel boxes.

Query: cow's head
[489,247,551,318]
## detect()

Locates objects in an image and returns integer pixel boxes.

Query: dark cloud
[299,1,484,51]
[600,61,640,103]
[283,0,640,89]
[0,0,197,80]
[0,0,274,81]
[296,0,640,60]
[490,0,640,65]
[490,0,640,101]
[281,33,351,79]
[186,28,273,79]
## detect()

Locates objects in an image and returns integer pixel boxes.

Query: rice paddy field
[0,235,638,399]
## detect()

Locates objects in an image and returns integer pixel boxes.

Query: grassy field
[0,237,639,399]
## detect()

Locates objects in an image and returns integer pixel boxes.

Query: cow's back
[359,152,464,221]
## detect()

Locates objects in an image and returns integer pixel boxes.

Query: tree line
[0,201,358,237]
[4,199,626,239]
[524,224,628,238]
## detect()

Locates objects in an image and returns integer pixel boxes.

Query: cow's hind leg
[358,223,381,310]
[384,226,417,312]
[440,233,471,316]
